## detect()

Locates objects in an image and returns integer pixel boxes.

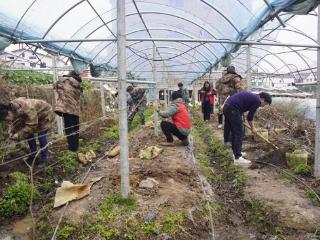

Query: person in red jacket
[199,81,216,121]
[156,91,191,146]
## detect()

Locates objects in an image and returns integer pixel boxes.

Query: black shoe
[37,162,47,170]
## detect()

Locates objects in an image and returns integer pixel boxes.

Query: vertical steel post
[153,44,159,136]
[315,7,320,177]
[52,55,63,135]
[100,82,106,117]
[117,0,130,197]
[246,45,252,89]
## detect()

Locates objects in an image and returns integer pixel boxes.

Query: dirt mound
[249,149,288,170]
[245,168,320,232]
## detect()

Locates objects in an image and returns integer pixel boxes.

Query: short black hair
[0,104,10,121]
[63,70,82,82]
[259,92,272,105]
[171,91,182,101]
[178,82,183,87]
[126,85,134,92]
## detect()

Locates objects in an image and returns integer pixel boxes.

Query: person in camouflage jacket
[216,66,245,128]
[127,86,147,126]
[54,70,82,152]
[177,82,190,105]
[0,97,54,168]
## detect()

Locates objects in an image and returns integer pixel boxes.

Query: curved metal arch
[120,41,213,68]
[134,0,234,37]
[11,0,38,37]
[233,46,295,76]
[66,11,229,56]
[125,44,213,67]
[104,41,211,67]
[42,0,86,38]
[129,45,210,65]
[199,0,240,33]
[260,38,316,79]
[165,61,210,68]
[263,27,317,45]
[91,27,219,63]
[249,46,300,80]
[130,54,207,74]
[131,52,208,71]
[126,45,210,69]
[59,1,233,53]
[231,59,270,75]
[234,55,278,73]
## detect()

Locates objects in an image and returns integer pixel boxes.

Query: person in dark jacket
[157,91,191,146]
[127,86,147,126]
[0,98,54,168]
[177,82,190,105]
[54,70,82,152]
[199,81,216,121]
[223,91,271,165]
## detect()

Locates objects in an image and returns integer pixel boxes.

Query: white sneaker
[233,152,247,159]
[234,156,251,165]
[218,124,222,129]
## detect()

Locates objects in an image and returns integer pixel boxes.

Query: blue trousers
[27,129,49,163]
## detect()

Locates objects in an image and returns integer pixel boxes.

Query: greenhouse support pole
[153,44,159,136]
[315,6,320,178]
[100,82,106,117]
[52,55,63,135]
[246,45,252,89]
[117,0,130,197]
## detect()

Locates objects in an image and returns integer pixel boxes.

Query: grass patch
[104,124,119,140]
[305,190,320,207]
[57,224,77,240]
[293,164,311,175]
[160,211,186,235]
[79,141,101,154]
[0,172,36,218]
[245,197,282,235]
[58,150,78,174]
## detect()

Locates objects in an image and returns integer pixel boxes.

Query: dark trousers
[128,105,145,126]
[202,100,212,121]
[218,113,223,124]
[63,113,80,152]
[27,129,48,163]
[160,121,187,142]
[223,106,243,159]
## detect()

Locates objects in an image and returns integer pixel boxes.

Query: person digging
[0,98,54,169]
[223,91,272,165]
[155,91,191,146]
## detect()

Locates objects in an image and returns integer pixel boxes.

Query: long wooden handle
[243,122,279,150]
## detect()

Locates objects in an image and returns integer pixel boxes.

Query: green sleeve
[158,103,179,118]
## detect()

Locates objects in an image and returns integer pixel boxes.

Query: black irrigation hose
[252,160,320,203]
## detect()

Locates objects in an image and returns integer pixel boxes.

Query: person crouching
[157,91,191,146]
[0,98,54,169]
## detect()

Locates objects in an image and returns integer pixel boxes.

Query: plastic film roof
[0,0,318,83]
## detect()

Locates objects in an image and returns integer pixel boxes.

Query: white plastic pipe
[117,0,130,197]
[315,7,320,177]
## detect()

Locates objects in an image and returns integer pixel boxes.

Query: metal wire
[0,115,107,167]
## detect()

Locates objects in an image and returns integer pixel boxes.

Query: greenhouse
[0,0,320,239]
